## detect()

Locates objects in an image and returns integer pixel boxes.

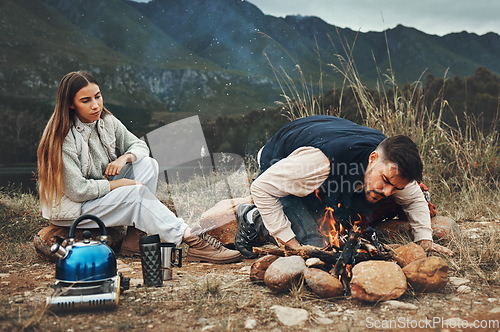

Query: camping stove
[47,273,129,310]
[46,214,130,310]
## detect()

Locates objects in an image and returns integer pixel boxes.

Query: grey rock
[381,300,418,310]
[315,317,334,325]
[449,277,471,287]
[489,307,500,314]
[244,318,257,329]
[457,285,472,294]
[271,305,309,326]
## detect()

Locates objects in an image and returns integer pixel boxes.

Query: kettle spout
[50,235,68,259]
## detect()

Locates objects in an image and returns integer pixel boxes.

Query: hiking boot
[184,233,242,264]
[235,203,260,258]
[119,226,145,257]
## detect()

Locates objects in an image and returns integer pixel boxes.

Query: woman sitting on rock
[37,71,241,264]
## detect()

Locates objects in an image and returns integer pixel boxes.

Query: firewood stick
[253,245,341,264]
[252,247,286,256]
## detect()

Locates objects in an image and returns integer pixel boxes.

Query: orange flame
[319,208,366,248]
[314,189,322,203]
[318,206,345,248]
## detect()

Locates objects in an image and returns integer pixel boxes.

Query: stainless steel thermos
[160,242,182,281]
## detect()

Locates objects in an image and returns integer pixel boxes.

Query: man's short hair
[376,135,423,182]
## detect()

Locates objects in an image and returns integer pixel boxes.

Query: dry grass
[156,155,257,227]
[0,186,49,268]
[447,226,500,284]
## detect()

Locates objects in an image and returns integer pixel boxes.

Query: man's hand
[418,240,454,256]
[105,153,135,179]
[285,237,302,250]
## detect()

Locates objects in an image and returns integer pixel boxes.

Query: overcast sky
[247,0,499,36]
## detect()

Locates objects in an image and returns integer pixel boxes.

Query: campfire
[254,204,393,295]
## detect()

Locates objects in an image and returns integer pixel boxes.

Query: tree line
[1,67,498,165]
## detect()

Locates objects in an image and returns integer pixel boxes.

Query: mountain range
[1,0,500,128]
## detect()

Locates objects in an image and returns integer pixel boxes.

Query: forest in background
[1,66,499,166]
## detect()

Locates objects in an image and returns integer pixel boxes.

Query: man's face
[363,151,410,203]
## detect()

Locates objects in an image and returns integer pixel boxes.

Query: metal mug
[139,234,162,287]
[160,243,182,281]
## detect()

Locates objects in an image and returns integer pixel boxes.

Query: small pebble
[489,307,500,314]
[457,285,472,294]
[244,318,257,329]
[449,277,471,287]
[239,266,251,274]
[316,317,334,325]
[382,300,418,310]
[305,258,322,267]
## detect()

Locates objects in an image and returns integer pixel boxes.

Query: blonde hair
[37,71,111,208]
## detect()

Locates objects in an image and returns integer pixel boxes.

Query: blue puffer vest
[259,115,386,228]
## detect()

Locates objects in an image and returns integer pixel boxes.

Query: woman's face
[70,83,103,123]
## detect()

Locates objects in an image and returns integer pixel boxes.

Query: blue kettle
[50,214,117,282]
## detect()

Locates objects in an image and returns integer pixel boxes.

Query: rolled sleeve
[394,180,433,242]
[112,116,150,163]
[251,147,330,242]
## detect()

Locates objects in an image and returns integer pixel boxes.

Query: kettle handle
[68,214,107,244]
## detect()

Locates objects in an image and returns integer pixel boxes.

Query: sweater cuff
[272,226,296,244]
[128,148,149,164]
[413,228,433,242]
[97,179,111,198]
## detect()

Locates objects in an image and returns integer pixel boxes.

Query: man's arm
[393,181,433,242]
[394,181,454,256]
[251,147,330,246]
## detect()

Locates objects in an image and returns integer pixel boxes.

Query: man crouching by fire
[235,115,454,258]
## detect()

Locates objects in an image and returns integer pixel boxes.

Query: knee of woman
[141,156,159,174]
[121,184,156,203]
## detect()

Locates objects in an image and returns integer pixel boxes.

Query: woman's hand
[105,153,135,179]
[109,178,143,190]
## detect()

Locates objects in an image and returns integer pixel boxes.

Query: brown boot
[184,233,242,264]
[119,226,145,257]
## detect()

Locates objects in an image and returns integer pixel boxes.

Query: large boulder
[198,196,253,245]
[250,254,279,283]
[350,261,407,302]
[34,224,127,262]
[264,256,306,292]
[392,242,427,267]
[402,256,449,292]
[431,216,461,241]
[304,268,343,298]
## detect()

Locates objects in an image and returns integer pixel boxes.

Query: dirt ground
[1,221,499,332]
